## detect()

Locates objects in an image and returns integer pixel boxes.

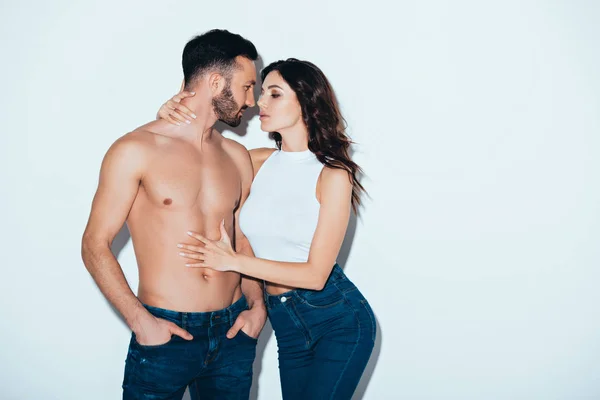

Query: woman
[160,59,375,399]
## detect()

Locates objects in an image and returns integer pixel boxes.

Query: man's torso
[125,122,243,312]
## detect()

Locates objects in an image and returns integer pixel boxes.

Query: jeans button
[280,296,287,303]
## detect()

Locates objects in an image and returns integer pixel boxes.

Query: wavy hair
[261,58,365,211]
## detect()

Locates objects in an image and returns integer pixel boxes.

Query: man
[81,29,266,399]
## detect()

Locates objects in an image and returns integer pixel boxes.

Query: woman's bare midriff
[265,282,301,295]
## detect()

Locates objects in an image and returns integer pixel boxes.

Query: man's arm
[238,245,264,310]
[237,241,266,338]
[240,147,277,308]
[226,140,266,339]
[81,134,191,343]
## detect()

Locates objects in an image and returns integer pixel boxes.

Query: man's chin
[220,117,243,128]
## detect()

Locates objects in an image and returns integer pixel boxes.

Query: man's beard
[212,83,246,127]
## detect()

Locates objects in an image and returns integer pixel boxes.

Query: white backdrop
[1,1,599,399]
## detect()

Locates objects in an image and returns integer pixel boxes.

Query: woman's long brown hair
[261,58,366,212]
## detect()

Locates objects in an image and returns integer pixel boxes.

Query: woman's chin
[259,121,272,132]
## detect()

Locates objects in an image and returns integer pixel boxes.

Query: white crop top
[239,149,325,263]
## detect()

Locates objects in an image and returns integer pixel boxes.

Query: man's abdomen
[136,267,242,312]
[127,209,242,312]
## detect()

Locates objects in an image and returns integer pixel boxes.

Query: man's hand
[227,305,267,339]
[134,315,193,346]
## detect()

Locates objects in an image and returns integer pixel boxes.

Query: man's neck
[177,97,219,144]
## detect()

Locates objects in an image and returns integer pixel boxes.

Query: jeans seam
[203,326,220,366]
[297,283,347,309]
[287,298,313,347]
[329,294,361,399]
[123,339,139,389]
[193,380,201,399]
[334,281,358,294]
[297,296,345,309]
[360,299,376,342]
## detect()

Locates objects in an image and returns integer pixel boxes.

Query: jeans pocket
[237,329,259,342]
[132,332,174,349]
[296,286,345,309]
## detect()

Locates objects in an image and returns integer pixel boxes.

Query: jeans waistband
[142,295,248,328]
[264,264,347,308]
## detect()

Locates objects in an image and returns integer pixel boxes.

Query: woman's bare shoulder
[249,147,277,163]
[249,148,277,176]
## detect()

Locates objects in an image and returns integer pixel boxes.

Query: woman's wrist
[230,253,245,273]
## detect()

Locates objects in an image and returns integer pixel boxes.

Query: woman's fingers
[186,262,209,268]
[167,108,190,124]
[177,243,204,253]
[168,101,196,121]
[178,252,204,261]
[187,231,210,245]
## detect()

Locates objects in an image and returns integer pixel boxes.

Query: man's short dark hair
[182,29,258,90]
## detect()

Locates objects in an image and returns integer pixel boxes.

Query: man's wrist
[129,305,153,333]
[245,290,266,311]
[248,300,266,311]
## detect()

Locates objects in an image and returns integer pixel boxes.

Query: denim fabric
[265,265,376,400]
[122,295,257,400]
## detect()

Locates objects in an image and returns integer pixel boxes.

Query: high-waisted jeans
[265,264,376,399]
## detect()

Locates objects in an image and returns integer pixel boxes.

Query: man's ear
[208,72,225,95]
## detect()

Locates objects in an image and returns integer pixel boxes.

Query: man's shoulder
[221,136,248,152]
[221,137,251,161]
[111,130,153,151]
[104,128,161,166]
[131,120,177,143]
[115,120,179,150]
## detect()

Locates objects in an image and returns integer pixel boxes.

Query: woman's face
[257,71,303,133]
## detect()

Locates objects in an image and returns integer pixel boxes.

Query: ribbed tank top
[239,149,325,263]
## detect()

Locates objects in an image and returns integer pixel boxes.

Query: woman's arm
[181,167,353,290]
[156,80,196,124]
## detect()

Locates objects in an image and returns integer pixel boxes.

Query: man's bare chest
[141,152,241,211]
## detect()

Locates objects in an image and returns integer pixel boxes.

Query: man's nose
[246,92,256,108]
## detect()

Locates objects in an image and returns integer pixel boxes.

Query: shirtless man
[81,30,266,399]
